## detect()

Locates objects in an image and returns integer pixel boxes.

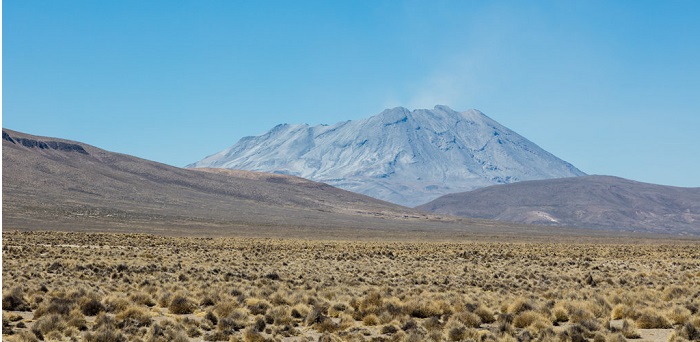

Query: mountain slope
[4,129,691,240]
[417,175,700,235]
[2,128,446,236]
[188,105,584,206]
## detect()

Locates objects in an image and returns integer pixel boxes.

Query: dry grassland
[2,231,700,342]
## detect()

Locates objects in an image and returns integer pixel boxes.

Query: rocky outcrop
[3,130,89,154]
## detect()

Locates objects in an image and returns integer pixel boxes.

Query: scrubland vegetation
[2,231,699,341]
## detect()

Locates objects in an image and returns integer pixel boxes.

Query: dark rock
[3,130,89,154]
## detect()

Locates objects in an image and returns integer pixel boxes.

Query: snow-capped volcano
[188,105,585,206]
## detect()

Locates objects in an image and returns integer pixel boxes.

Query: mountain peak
[190,106,585,206]
[433,104,455,112]
[374,107,409,127]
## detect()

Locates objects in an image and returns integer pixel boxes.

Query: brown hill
[2,129,435,235]
[3,129,685,241]
[417,175,700,235]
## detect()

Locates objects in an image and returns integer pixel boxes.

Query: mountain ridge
[417,175,700,235]
[189,105,585,206]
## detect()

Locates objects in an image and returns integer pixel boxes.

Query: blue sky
[3,1,699,187]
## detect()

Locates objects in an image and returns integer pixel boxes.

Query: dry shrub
[130,291,156,307]
[242,327,266,342]
[402,331,424,342]
[145,319,190,342]
[593,333,606,342]
[691,316,700,328]
[405,299,441,318]
[579,318,601,333]
[80,297,105,316]
[667,331,686,342]
[5,313,22,324]
[517,330,533,342]
[84,326,127,342]
[338,313,355,330]
[45,331,64,341]
[6,331,40,342]
[269,292,289,306]
[246,298,270,315]
[362,313,380,326]
[451,311,482,328]
[359,291,383,315]
[267,306,292,326]
[2,288,31,312]
[32,314,66,339]
[315,318,340,333]
[499,335,518,342]
[384,297,404,317]
[435,299,454,316]
[172,331,191,342]
[462,327,485,341]
[199,293,217,307]
[390,330,408,341]
[103,295,130,314]
[586,296,611,318]
[169,294,195,314]
[635,310,671,329]
[663,286,688,301]
[305,306,325,326]
[563,324,588,342]
[513,311,548,329]
[428,330,443,341]
[328,302,348,317]
[679,321,700,341]
[157,292,172,308]
[204,310,218,326]
[93,312,117,330]
[378,311,393,324]
[67,308,87,330]
[116,306,152,328]
[611,304,638,320]
[422,316,443,332]
[474,305,495,324]
[445,320,467,341]
[203,331,229,341]
[606,333,626,342]
[58,327,81,341]
[621,319,640,339]
[667,306,692,325]
[553,303,569,322]
[401,319,419,332]
[33,297,74,319]
[218,318,245,335]
[318,332,342,342]
[508,298,534,314]
[218,308,248,334]
[381,324,399,334]
[214,300,239,318]
[290,304,310,320]
[569,306,595,323]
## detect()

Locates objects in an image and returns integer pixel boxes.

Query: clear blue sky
[3,1,699,187]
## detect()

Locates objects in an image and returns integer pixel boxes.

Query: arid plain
[3,231,700,342]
